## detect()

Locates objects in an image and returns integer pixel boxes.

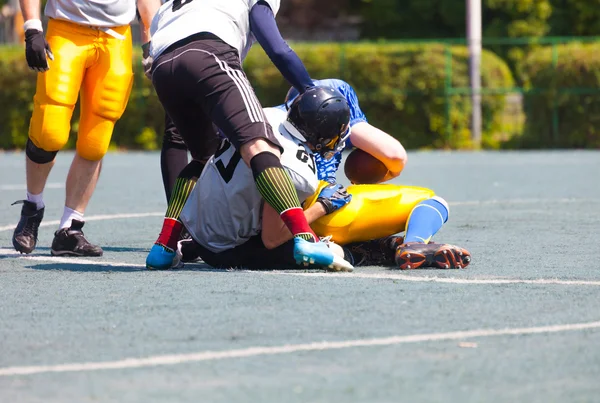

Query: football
[343,148,388,184]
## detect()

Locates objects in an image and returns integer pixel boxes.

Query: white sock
[59,207,84,229]
[26,191,44,210]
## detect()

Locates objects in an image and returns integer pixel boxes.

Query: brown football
[343,148,388,184]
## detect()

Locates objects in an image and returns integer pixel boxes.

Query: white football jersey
[150,0,281,60]
[44,0,137,28]
[180,107,318,253]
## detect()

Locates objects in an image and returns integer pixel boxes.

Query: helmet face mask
[285,86,351,160]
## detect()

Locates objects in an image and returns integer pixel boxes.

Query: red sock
[155,218,183,251]
[280,207,318,242]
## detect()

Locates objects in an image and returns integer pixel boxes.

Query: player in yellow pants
[303,181,471,269]
[30,19,134,160]
[12,0,159,256]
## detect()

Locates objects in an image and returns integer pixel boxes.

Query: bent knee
[30,103,74,151]
[76,138,109,161]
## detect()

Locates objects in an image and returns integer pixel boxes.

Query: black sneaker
[51,219,103,257]
[12,200,44,254]
[347,235,404,266]
[178,238,202,263]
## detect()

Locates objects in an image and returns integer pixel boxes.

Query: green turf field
[1,150,599,402]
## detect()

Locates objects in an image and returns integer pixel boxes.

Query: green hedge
[0,43,515,150]
[245,43,516,149]
[517,43,600,148]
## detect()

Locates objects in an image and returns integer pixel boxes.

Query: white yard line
[270,271,600,286]
[1,320,599,376]
[2,251,599,286]
[0,212,163,232]
[0,183,64,191]
[449,198,598,207]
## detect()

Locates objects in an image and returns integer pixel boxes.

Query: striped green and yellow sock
[251,152,317,242]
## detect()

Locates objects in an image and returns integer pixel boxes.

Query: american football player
[146,0,342,271]
[284,79,471,269]
[11,0,160,256]
[176,86,353,271]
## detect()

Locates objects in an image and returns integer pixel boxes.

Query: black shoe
[12,200,44,254]
[347,235,404,266]
[178,238,202,263]
[51,219,103,257]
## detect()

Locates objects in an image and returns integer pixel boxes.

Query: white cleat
[330,253,354,272]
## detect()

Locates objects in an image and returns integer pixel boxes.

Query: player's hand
[141,42,153,80]
[24,28,53,72]
[317,183,352,215]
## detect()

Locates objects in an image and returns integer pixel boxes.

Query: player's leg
[12,19,88,254]
[147,57,220,269]
[395,196,471,269]
[183,38,337,268]
[183,235,351,271]
[306,183,436,244]
[51,25,133,257]
[161,113,189,202]
[306,183,470,268]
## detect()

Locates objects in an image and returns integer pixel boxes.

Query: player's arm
[249,1,314,93]
[20,0,53,72]
[137,0,161,79]
[20,0,40,21]
[261,202,326,249]
[136,0,160,44]
[261,181,351,249]
[350,122,408,182]
[340,82,408,181]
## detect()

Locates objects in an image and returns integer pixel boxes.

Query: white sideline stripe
[0,212,163,232]
[449,198,598,207]
[1,320,599,376]
[1,250,599,286]
[25,256,145,268]
[0,249,146,267]
[0,183,64,191]
[273,271,600,286]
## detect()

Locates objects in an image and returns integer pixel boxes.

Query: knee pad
[29,103,74,152]
[26,139,58,164]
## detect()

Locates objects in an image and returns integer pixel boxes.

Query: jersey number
[214,140,242,184]
[296,148,316,174]
[172,0,195,12]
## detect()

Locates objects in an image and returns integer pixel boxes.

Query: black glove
[141,42,152,80]
[317,183,352,215]
[25,29,53,72]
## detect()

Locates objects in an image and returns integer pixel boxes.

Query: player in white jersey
[146,0,343,271]
[178,86,354,271]
[11,0,161,257]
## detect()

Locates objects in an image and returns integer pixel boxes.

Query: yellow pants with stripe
[304,182,436,245]
[29,19,134,161]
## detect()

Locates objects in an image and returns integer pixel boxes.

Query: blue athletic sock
[404,197,449,244]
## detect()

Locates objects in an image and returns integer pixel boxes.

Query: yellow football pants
[304,182,436,245]
[29,19,134,161]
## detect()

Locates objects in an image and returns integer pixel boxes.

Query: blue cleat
[293,237,353,272]
[146,243,180,270]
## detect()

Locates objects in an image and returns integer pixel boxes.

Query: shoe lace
[22,216,40,240]
[319,235,333,244]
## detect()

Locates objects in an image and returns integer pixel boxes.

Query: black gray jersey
[180,107,318,253]
[150,0,281,60]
